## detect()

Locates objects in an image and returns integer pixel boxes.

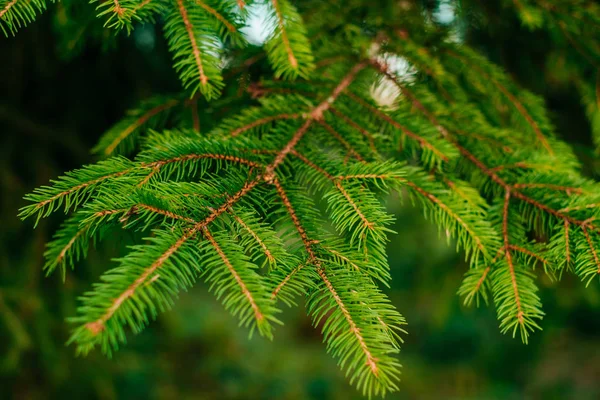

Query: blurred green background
[1,3,600,399]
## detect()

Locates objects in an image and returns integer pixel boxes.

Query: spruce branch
[15,3,600,396]
[164,0,230,99]
[442,48,555,154]
[0,0,49,36]
[94,96,181,157]
[264,0,314,79]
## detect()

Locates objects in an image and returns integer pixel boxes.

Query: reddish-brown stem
[513,183,584,195]
[329,107,378,155]
[230,211,274,262]
[113,0,124,17]
[292,150,374,230]
[565,220,571,265]
[264,64,365,179]
[317,120,365,162]
[452,141,510,188]
[582,225,600,274]
[337,174,389,180]
[271,263,303,300]
[490,162,556,173]
[503,190,524,325]
[135,204,197,224]
[55,209,127,264]
[202,227,264,321]
[195,0,237,33]
[272,177,315,258]
[104,99,179,155]
[135,0,153,11]
[405,181,486,254]
[0,0,17,19]
[445,50,553,155]
[35,169,134,211]
[473,266,491,294]
[452,129,514,153]
[508,245,548,266]
[146,153,263,169]
[345,92,448,161]
[137,165,160,187]
[317,267,379,376]
[187,98,200,133]
[272,177,379,376]
[322,247,361,272]
[512,191,600,234]
[560,203,600,213]
[230,113,302,137]
[84,224,198,336]
[176,0,208,85]
[291,150,333,179]
[271,0,298,68]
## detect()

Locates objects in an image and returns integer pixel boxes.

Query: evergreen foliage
[10,0,600,396]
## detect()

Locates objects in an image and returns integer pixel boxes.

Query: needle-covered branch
[16,2,600,397]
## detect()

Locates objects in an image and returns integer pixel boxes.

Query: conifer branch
[316,266,379,377]
[134,204,197,224]
[317,120,365,162]
[270,263,303,300]
[271,0,297,69]
[82,177,262,337]
[177,0,207,86]
[405,181,486,255]
[194,0,237,34]
[272,176,387,386]
[292,150,375,230]
[264,0,314,78]
[508,245,548,267]
[445,50,554,155]
[345,92,449,161]
[15,4,600,395]
[201,226,265,323]
[83,224,197,336]
[328,107,378,155]
[1,0,47,36]
[503,190,525,327]
[100,99,180,156]
[230,113,302,137]
[230,211,275,263]
[582,225,600,274]
[512,182,585,195]
[146,153,264,170]
[0,0,16,19]
[565,220,571,265]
